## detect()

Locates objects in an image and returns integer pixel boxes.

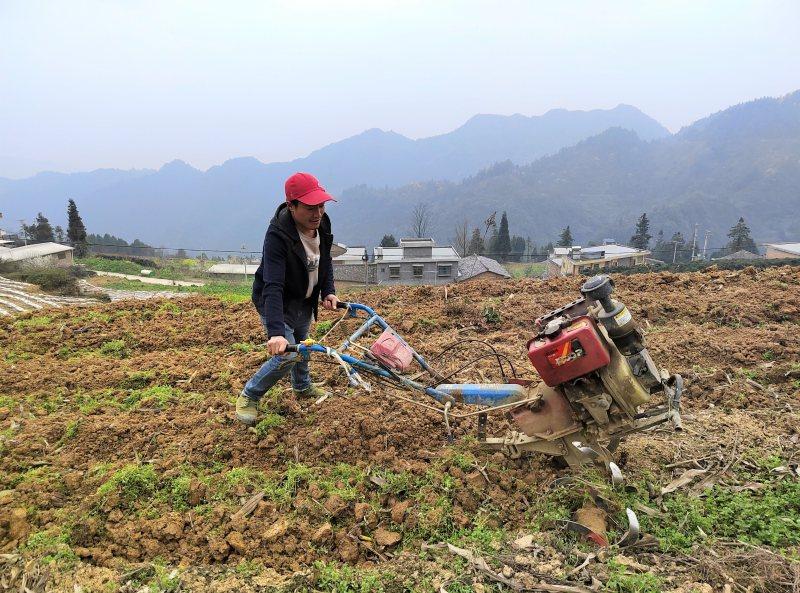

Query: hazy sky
[1,0,798,177]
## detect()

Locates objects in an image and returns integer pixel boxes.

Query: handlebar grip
[336,301,350,309]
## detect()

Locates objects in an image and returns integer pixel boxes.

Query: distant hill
[3,93,799,254]
[0,105,668,250]
[334,91,800,248]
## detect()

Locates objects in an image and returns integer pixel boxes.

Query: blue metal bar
[295,344,455,405]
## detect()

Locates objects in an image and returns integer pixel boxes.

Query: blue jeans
[242,313,312,400]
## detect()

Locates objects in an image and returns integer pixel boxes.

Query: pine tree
[557,226,573,247]
[629,213,652,250]
[467,228,484,255]
[67,199,88,257]
[509,235,526,262]
[726,217,758,254]
[651,230,671,262]
[379,234,398,247]
[494,211,512,261]
[32,213,55,243]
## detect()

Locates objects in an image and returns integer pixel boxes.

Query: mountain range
[0,104,668,251]
[2,92,799,253]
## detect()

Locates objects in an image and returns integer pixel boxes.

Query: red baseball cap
[284,172,336,205]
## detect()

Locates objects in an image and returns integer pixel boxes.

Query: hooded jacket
[252,203,335,337]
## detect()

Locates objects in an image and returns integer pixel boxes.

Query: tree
[467,228,484,256]
[629,213,652,250]
[494,212,511,261]
[509,235,526,262]
[726,217,758,254]
[669,231,689,263]
[29,213,55,243]
[53,225,65,243]
[379,234,398,247]
[409,203,432,238]
[451,221,469,257]
[651,229,671,262]
[557,226,573,247]
[176,248,188,259]
[67,199,88,257]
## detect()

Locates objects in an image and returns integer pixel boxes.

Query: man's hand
[267,336,289,355]
[322,294,339,310]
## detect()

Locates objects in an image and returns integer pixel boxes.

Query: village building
[546,243,650,277]
[0,242,74,267]
[332,245,374,287]
[763,242,800,260]
[372,238,460,285]
[456,254,511,282]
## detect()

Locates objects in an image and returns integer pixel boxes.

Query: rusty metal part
[508,386,581,440]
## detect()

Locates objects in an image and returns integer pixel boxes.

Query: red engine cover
[527,316,610,387]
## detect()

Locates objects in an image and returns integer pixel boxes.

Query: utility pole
[702,230,711,260]
[672,241,679,264]
[362,249,369,290]
[690,223,699,261]
[240,245,247,283]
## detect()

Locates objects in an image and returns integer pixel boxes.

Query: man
[236,172,339,426]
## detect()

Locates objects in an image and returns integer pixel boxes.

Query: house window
[57,252,66,260]
[389,266,400,278]
[412,264,424,277]
[437,264,452,277]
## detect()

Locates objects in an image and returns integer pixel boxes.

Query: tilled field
[1,267,799,592]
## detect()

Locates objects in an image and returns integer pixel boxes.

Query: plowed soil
[1,266,799,592]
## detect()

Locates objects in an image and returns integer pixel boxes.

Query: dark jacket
[252,203,335,337]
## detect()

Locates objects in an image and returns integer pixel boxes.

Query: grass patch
[313,560,393,593]
[22,528,77,565]
[13,315,53,330]
[604,557,664,593]
[119,370,156,389]
[121,385,199,410]
[231,342,257,353]
[99,339,130,358]
[314,320,333,339]
[254,413,285,436]
[97,463,159,503]
[58,419,81,444]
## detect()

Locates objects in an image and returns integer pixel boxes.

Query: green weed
[23,528,77,565]
[98,463,158,503]
[314,320,333,339]
[13,315,52,330]
[158,301,181,314]
[604,557,664,593]
[482,305,501,324]
[58,419,80,444]
[313,561,390,593]
[231,342,256,353]
[119,370,156,389]
[235,558,264,578]
[254,413,285,436]
[99,339,130,358]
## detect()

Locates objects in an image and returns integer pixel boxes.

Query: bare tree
[451,220,469,256]
[409,202,432,238]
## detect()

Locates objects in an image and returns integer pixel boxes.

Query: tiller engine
[288,274,682,473]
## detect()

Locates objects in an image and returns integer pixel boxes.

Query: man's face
[289,201,325,233]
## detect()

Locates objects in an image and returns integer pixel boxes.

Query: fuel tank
[528,316,611,387]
